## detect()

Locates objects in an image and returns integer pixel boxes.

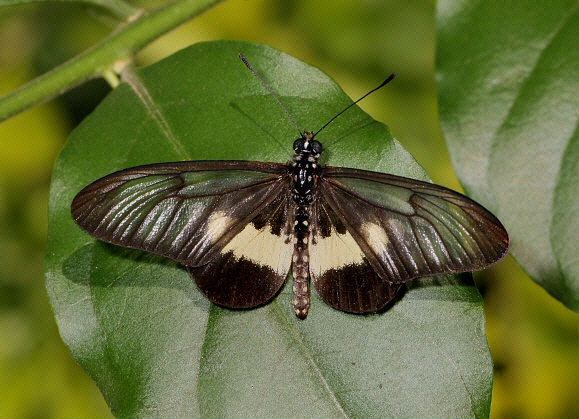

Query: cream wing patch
[310,225,365,278]
[205,210,234,242]
[360,221,390,256]
[221,220,293,276]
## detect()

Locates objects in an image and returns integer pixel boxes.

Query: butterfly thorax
[287,132,322,318]
[289,132,322,205]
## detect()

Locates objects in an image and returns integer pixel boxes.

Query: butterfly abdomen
[292,205,310,319]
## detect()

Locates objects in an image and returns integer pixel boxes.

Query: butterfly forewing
[71,161,289,269]
[318,167,509,285]
[309,198,402,313]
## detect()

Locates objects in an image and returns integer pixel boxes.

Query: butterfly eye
[311,140,322,154]
[293,138,305,152]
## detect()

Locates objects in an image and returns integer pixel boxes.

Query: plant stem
[0,0,140,18]
[0,0,224,122]
[91,0,142,19]
[102,68,122,88]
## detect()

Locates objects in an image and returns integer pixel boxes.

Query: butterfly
[71,54,508,319]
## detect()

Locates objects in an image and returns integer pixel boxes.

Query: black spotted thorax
[289,132,322,204]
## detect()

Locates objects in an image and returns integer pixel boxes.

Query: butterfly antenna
[239,53,303,137]
[314,73,395,137]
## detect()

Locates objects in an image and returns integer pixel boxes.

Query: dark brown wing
[309,197,402,313]
[72,161,294,308]
[309,166,508,313]
[187,188,294,308]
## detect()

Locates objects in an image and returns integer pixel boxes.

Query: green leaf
[436,1,578,311]
[47,40,492,418]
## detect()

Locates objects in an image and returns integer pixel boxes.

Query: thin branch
[0,0,225,122]
[0,0,140,20]
[93,0,142,19]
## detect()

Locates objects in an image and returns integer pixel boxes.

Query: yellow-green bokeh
[0,1,576,418]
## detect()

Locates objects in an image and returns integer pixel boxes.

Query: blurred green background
[0,0,576,417]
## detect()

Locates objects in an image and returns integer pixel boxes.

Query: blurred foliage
[0,0,576,418]
[437,0,578,311]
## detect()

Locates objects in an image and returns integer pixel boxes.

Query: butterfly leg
[292,205,311,319]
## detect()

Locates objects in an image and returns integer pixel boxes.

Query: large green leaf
[46,41,492,418]
[436,0,578,311]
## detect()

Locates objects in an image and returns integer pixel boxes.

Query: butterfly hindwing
[187,188,294,308]
[71,161,289,269]
[319,167,509,284]
[310,198,402,313]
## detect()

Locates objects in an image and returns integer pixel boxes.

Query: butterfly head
[293,132,322,158]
